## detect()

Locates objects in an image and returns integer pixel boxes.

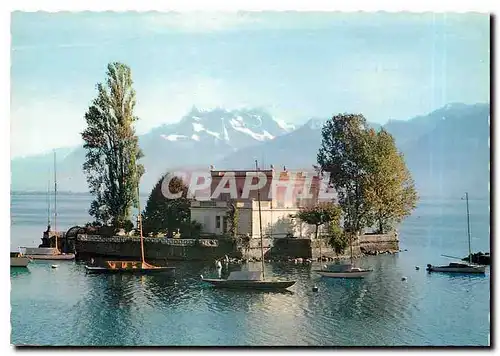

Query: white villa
[190,166,324,239]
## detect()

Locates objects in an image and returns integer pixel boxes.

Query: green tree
[364,129,418,233]
[81,62,144,227]
[317,113,418,235]
[294,202,342,258]
[141,173,191,237]
[317,114,373,234]
[326,220,349,255]
[225,199,239,238]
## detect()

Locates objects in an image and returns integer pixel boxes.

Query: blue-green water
[10,193,490,346]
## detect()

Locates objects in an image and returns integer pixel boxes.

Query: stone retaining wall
[75,232,399,261]
[358,232,399,254]
[75,235,235,261]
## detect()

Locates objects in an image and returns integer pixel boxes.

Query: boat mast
[347,190,353,265]
[318,225,322,270]
[255,160,265,279]
[137,181,145,264]
[47,178,51,227]
[53,150,58,251]
[465,192,472,264]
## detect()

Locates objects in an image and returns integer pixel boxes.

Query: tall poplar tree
[81,62,144,227]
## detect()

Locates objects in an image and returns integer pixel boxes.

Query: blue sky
[11,12,489,158]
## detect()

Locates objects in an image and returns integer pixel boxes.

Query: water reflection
[76,270,142,346]
[11,255,490,346]
[10,268,31,276]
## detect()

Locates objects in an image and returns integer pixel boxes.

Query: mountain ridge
[11,103,490,198]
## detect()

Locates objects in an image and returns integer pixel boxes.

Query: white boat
[315,264,372,279]
[20,246,75,260]
[315,193,373,279]
[427,192,486,275]
[426,263,485,274]
[10,252,30,267]
[20,152,75,261]
[202,160,295,291]
[22,247,59,255]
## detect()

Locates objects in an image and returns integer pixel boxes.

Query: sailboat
[21,151,75,261]
[85,176,176,275]
[314,193,372,279]
[426,192,486,274]
[201,161,296,290]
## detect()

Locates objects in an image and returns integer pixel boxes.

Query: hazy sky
[11,12,490,158]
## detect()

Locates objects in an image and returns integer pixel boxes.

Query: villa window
[222,216,228,233]
[216,216,221,229]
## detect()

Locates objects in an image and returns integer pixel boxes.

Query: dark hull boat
[202,279,296,290]
[202,160,295,291]
[427,193,487,275]
[202,271,295,290]
[426,263,485,274]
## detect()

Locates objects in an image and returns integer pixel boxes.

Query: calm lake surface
[10,193,491,346]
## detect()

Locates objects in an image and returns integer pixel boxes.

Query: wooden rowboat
[84,176,176,277]
[85,261,176,275]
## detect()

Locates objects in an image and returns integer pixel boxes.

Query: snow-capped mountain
[11,107,294,192]
[137,107,292,188]
[147,107,290,150]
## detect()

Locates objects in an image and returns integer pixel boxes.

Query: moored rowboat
[85,260,176,275]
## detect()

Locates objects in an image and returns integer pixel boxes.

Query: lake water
[10,193,491,346]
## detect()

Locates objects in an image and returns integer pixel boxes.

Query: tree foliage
[141,173,192,237]
[326,219,349,255]
[317,113,418,234]
[81,62,144,227]
[225,199,239,238]
[363,129,418,233]
[294,202,342,241]
[317,114,373,233]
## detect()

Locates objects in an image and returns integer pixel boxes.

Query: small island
[51,62,418,264]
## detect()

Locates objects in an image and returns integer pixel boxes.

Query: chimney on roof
[270,164,274,170]
[283,166,287,171]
